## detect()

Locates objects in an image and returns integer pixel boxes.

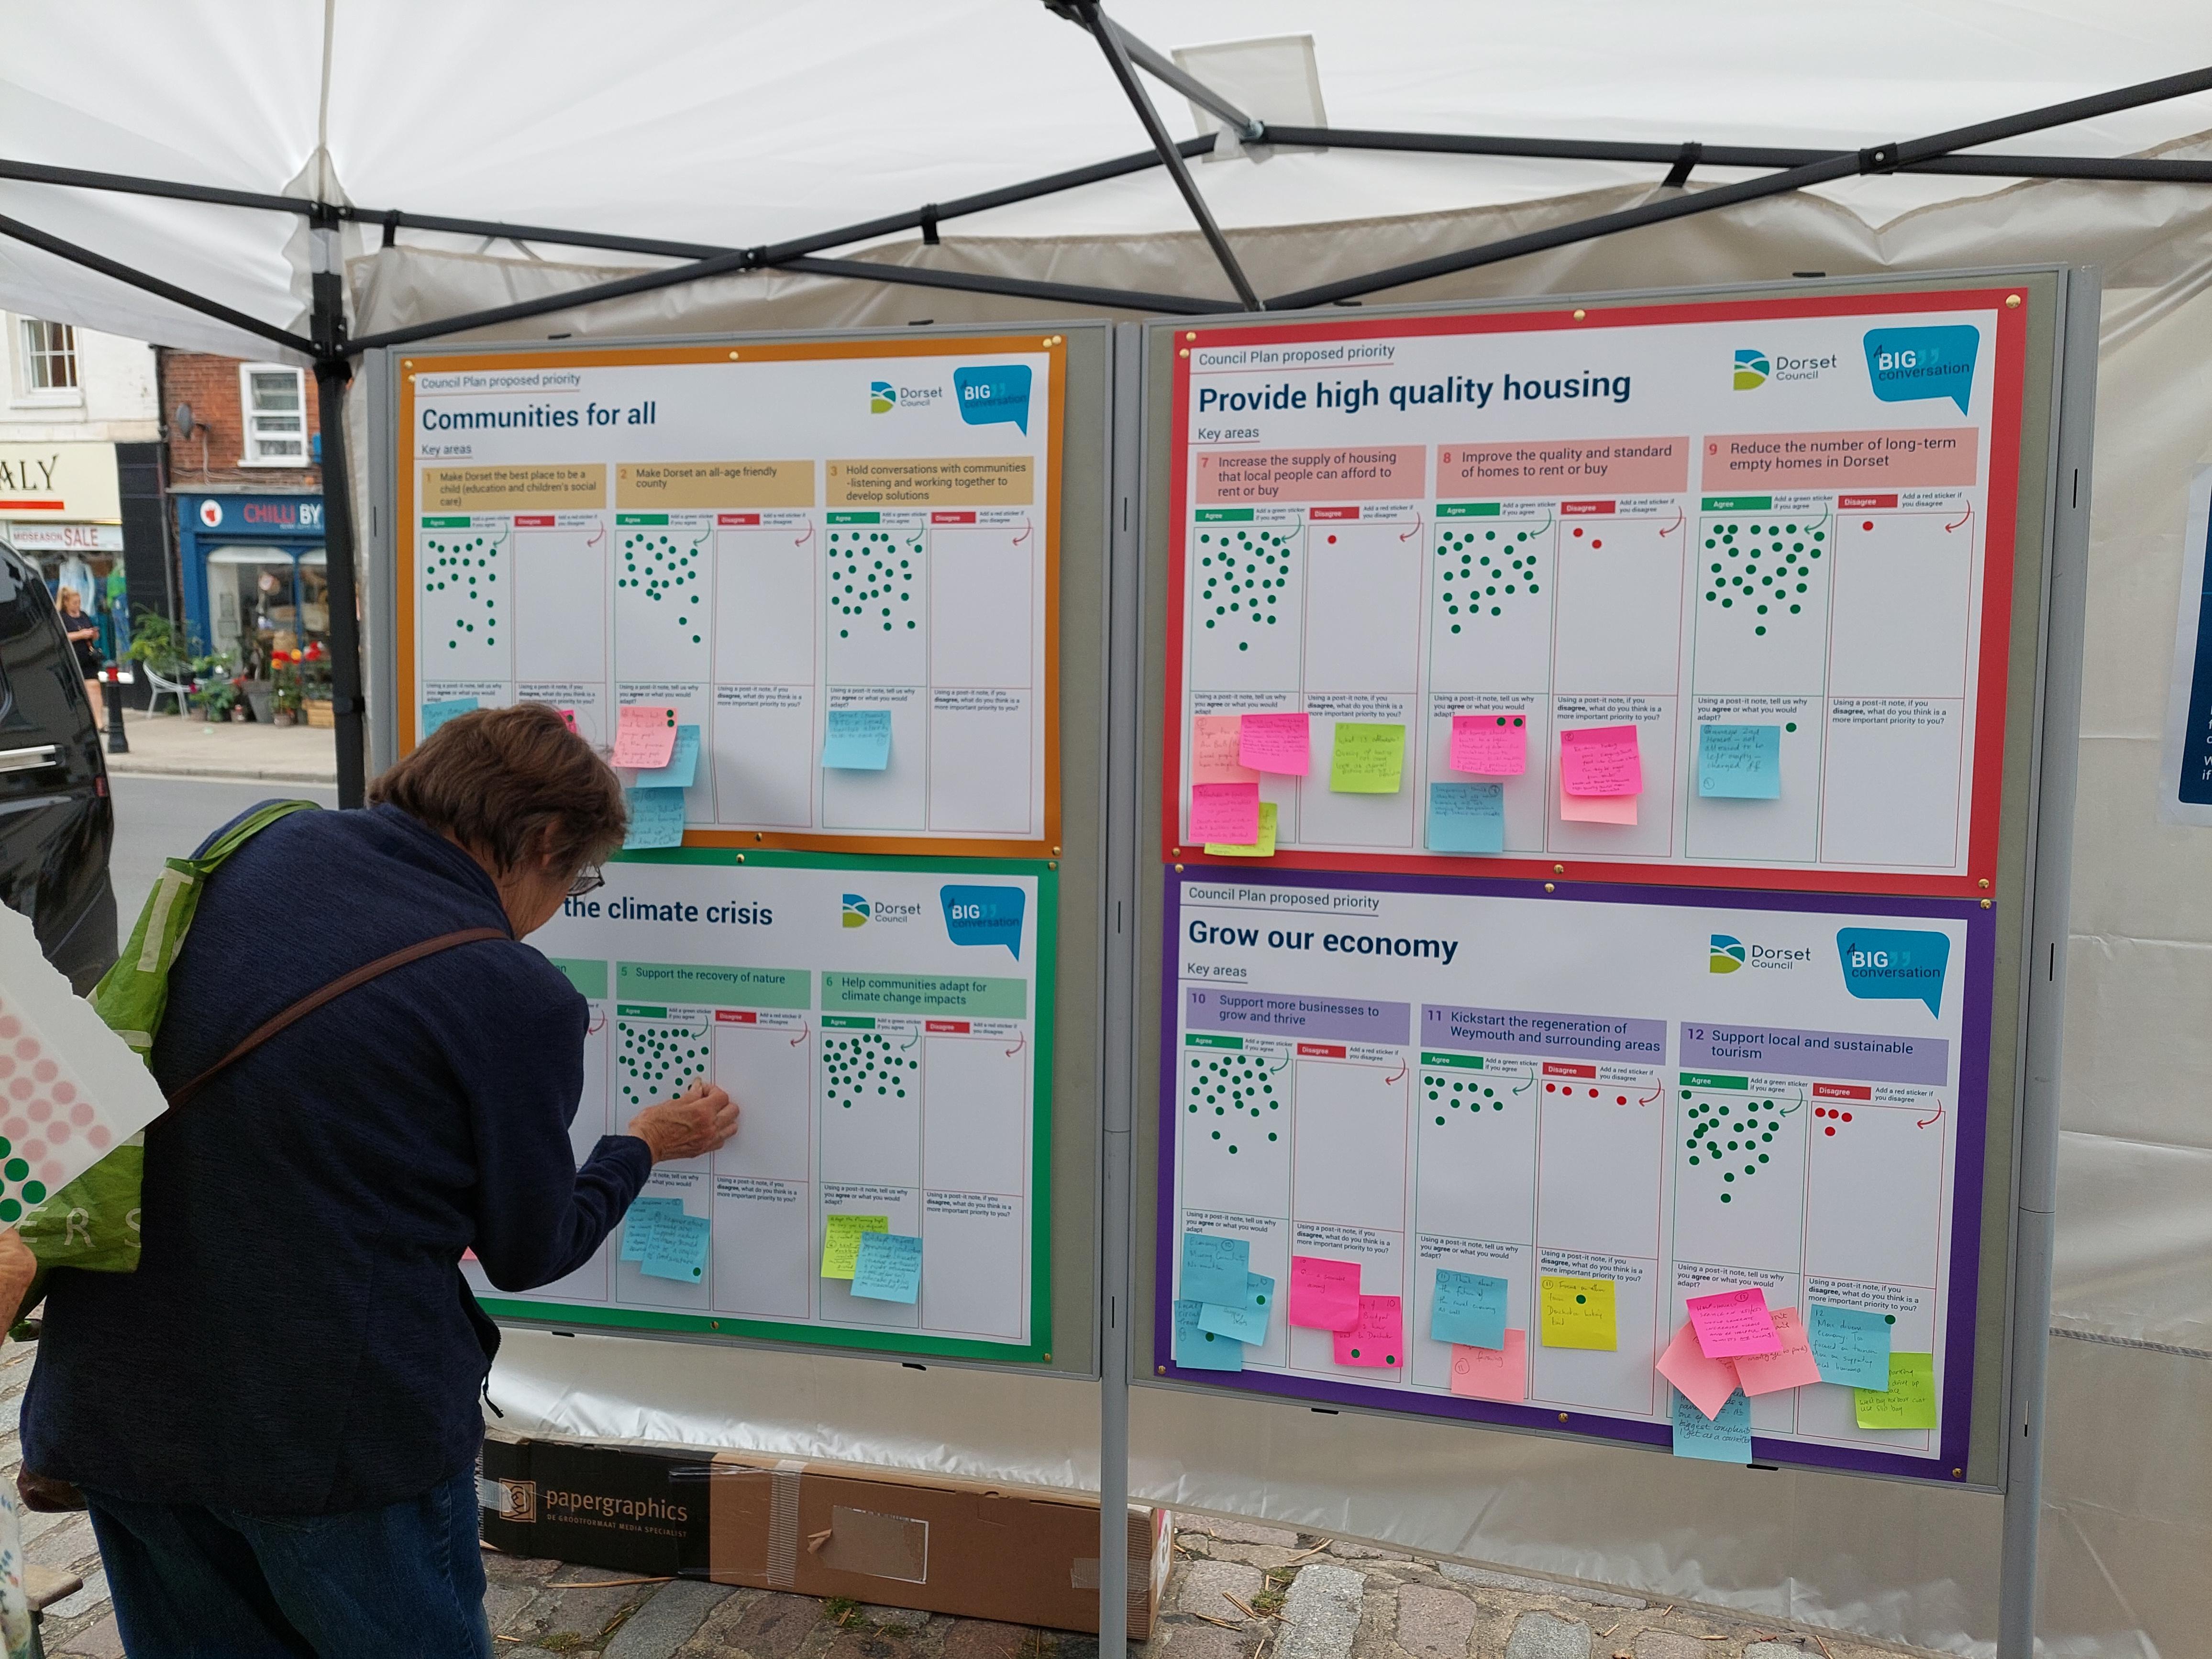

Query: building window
[19,319,77,392]
[241,364,308,466]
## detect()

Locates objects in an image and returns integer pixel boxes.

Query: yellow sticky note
[1329,723,1405,794]
[1538,1276,1617,1350]
[821,1214,889,1279]
[1854,1351,1937,1429]
[1205,800,1278,857]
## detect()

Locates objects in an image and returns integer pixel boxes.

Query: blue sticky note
[1173,1298,1245,1371]
[1808,1303,1894,1390]
[639,1211,710,1282]
[822,708,892,770]
[1196,1272,1274,1345]
[421,697,477,737]
[1428,781,1504,853]
[1179,1232,1250,1306]
[1430,1269,1509,1350]
[850,1231,923,1303]
[1670,1386,1753,1463]
[632,724,700,789]
[619,1196,683,1261]
[1699,724,1781,799]
[623,786,687,849]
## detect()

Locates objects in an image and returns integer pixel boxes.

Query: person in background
[21,703,739,1658]
[54,587,101,709]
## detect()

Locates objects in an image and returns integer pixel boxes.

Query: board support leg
[1095,320,1147,1659]
[1997,263,2097,1659]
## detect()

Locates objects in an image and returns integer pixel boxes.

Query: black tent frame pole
[1075,1,1262,310]
[1,61,2210,804]
[1270,61,2212,308]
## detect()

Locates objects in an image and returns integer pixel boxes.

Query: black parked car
[0,539,116,991]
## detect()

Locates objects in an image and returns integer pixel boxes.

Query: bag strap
[167,927,509,1111]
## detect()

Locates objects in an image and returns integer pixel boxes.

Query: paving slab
[1182,1518,1302,1548]
[1742,1645,1812,1659]
[684,1589,820,1659]
[1175,1559,1265,1619]
[55,1613,124,1658]
[1394,1582,1479,1659]
[105,708,337,783]
[1438,1564,1647,1610]
[940,1618,1036,1659]
[1149,1622,1258,1659]
[1504,1611,1593,1659]
[1631,1633,1716,1659]
[1278,1563,1364,1659]
[859,1604,932,1631]
[606,1581,742,1659]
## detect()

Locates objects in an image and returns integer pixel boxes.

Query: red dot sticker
[1615,1095,1627,1105]
[1825,1126,1836,1136]
[1841,1112,1853,1122]
[1327,534,1338,544]
[1591,539,1603,549]
[1545,1083,1557,1093]
[1588,1088,1599,1098]
[1862,520,1875,531]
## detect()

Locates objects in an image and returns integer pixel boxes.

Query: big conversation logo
[1862,325,1979,415]
[940,885,1025,959]
[1836,928,1950,1017]
[953,364,1031,433]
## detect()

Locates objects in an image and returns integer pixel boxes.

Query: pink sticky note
[1730,1307,1824,1395]
[1449,1330,1528,1402]
[1239,712,1311,775]
[1559,775,1638,824]
[1191,716,1258,784]
[1288,1256,1362,1332]
[1190,782,1260,844]
[1559,724,1642,796]
[612,705,679,768]
[1331,1294,1405,1369]
[1686,1286,1782,1359]
[556,708,579,734]
[1657,1319,1741,1420]
[1451,714,1527,776]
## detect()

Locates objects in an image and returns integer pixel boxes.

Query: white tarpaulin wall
[5,6,2212,1656]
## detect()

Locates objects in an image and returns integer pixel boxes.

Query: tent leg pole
[315,355,367,807]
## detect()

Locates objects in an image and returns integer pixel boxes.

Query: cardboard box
[479,1431,709,1577]
[479,1434,1167,1637]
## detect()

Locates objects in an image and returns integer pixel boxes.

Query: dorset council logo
[1732,350,1770,391]
[868,381,896,414]
[1709,934,1747,973]
[841,893,871,929]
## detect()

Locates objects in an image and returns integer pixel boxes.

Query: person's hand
[627,1077,738,1163]
[0,1228,36,1324]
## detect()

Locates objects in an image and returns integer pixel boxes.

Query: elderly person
[21,703,737,1657]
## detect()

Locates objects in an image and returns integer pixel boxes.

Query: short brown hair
[369,702,627,876]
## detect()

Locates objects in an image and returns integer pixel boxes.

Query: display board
[398,332,1067,857]
[1137,271,2083,1492]
[1160,289,2027,896]
[1154,867,1988,1480]
[468,850,1054,1363]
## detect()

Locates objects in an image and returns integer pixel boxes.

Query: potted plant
[188,650,241,723]
[124,610,194,709]
[270,651,307,727]
[299,641,335,728]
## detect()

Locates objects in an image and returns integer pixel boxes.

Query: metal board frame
[1128,268,2088,1505]
[365,320,1117,1382]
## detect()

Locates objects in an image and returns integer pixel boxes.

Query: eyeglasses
[566,866,606,899]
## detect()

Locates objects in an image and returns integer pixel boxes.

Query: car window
[0,543,82,739]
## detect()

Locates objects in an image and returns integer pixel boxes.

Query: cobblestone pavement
[0,1335,1930,1659]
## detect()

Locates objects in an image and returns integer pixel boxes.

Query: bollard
[100,667,131,755]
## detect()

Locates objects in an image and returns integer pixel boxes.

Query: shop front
[0,440,128,658]
[177,492,326,672]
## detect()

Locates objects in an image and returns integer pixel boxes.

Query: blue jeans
[82,1463,491,1658]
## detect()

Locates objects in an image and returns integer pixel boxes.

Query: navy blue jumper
[23,803,650,1514]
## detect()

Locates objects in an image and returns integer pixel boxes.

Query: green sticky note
[1328,723,1406,794]
[1854,1351,1937,1429]
[820,1214,889,1279]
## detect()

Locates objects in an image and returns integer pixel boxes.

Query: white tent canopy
[6,2,2212,352]
[7,9,2212,1658]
